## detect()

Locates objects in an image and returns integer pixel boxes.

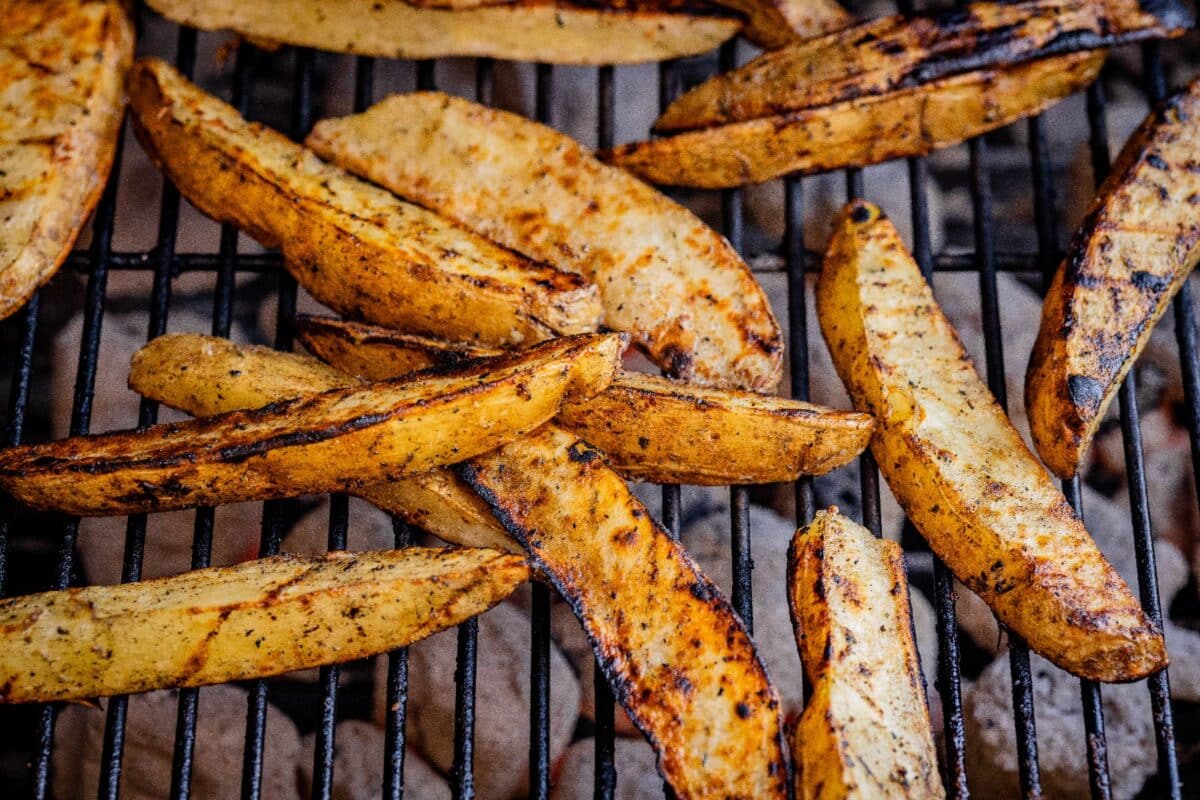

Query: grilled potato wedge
[299,315,873,484]
[128,332,515,552]
[656,0,1189,132]
[0,333,623,517]
[460,426,789,799]
[1027,77,1200,478]
[144,0,740,65]
[129,58,599,348]
[817,201,1165,683]
[0,547,527,703]
[789,509,943,800]
[605,51,1104,188]
[709,0,850,49]
[306,92,783,391]
[0,0,133,320]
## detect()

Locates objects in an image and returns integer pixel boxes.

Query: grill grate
[0,4,1195,800]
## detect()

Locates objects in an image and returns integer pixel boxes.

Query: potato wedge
[128,59,599,349]
[1027,77,1200,478]
[144,0,740,65]
[656,0,1189,132]
[0,547,527,703]
[0,0,133,320]
[0,333,623,516]
[306,92,783,391]
[459,426,789,799]
[298,315,873,483]
[605,51,1104,188]
[817,201,1165,683]
[708,0,850,49]
[789,509,943,800]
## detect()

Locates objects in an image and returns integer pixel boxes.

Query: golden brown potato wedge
[0,547,527,703]
[1026,77,1200,478]
[708,0,850,49]
[0,0,133,320]
[460,426,789,799]
[128,58,599,349]
[0,333,623,516]
[656,0,1189,132]
[789,509,943,800]
[144,0,740,65]
[605,51,1104,188]
[817,200,1165,683]
[306,92,783,391]
[298,315,873,484]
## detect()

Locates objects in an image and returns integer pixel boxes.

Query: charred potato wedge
[128,58,600,348]
[1027,77,1200,478]
[605,51,1103,188]
[144,0,740,65]
[789,509,943,800]
[306,92,783,391]
[0,333,623,516]
[0,547,527,703]
[299,316,873,483]
[817,201,1165,683]
[129,332,516,552]
[708,0,850,49]
[460,426,789,799]
[0,0,133,320]
[656,0,1189,132]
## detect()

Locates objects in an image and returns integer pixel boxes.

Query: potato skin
[0,333,623,516]
[459,426,790,799]
[706,0,850,49]
[1026,77,1200,478]
[817,200,1165,683]
[656,0,1187,132]
[605,51,1103,188]
[297,314,498,380]
[143,0,740,65]
[0,547,528,703]
[130,333,517,553]
[128,58,599,348]
[306,92,783,391]
[789,509,943,800]
[0,0,133,320]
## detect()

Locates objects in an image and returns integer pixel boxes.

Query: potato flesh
[816,200,1165,682]
[306,92,783,391]
[128,58,600,348]
[1026,76,1200,477]
[0,548,528,703]
[707,0,850,49]
[460,426,789,799]
[790,510,943,800]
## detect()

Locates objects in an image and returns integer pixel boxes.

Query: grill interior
[0,2,1197,799]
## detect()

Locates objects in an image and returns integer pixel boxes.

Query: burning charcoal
[966,653,1157,799]
[52,686,301,800]
[376,601,580,800]
[297,720,448,800]
[551,736,663,800]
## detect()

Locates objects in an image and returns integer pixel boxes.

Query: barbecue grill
[0,1,1196,798]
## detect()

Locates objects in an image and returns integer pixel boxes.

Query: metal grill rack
[0,2,1196,799]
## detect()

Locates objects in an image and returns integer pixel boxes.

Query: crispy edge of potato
[788,509,943,800]
[296,315,874,484]
[708,0,851,49]
[0,0,134,320]
[128,57,601,347]
[306,91,783,391]
[0,332,623,516]
[816,200,1165,682]
[143,0,741,65]
[604,51,1104,188]
[129,332,516,552]
[459,425,790,799]
[1026,77,1200,478]
[0,547,527,703]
